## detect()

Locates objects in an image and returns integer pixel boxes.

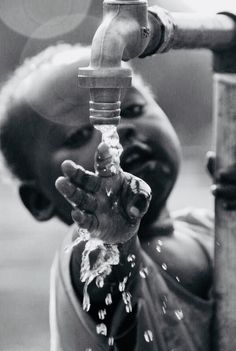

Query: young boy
[0,43,235,351]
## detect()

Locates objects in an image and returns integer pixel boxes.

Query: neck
[139,204,174,236]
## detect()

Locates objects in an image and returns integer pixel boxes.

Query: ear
[19,182,55,221]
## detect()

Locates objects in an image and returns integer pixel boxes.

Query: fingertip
[206,150,215,160]
[55,176,65,191]
[61,160,78,176]
[96,142,112,163]
[97,142,110,156]
[210,184,217,194]
[129,206,141,218]
[55,176,76,197]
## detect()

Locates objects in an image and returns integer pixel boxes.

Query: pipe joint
[78,0,151,126]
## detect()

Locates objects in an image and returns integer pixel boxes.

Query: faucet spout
[78,0,151,126]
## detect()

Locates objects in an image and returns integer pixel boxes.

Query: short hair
[0,43,91,183]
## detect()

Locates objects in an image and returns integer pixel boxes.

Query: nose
[117,123,137,145]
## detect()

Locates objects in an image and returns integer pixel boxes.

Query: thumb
[206,151,216,179]
[95,142,120,177]
[125,176,152,219]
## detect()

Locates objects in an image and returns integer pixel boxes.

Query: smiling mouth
[120,142,172,178]
[119,142,155,174]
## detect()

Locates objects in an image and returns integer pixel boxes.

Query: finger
[61,160,101,193]
[95,142,120,177]
[55,177,97,212]
[206,151,216,178]
[223,200,236,211]
[71,209,98,232]
[211,184,236,199]
[124,175,152,219]
[218,165,236,184]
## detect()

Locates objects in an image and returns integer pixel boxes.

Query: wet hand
[55,143,152,243]
[206,151,236,210]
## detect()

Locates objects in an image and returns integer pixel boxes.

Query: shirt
[50,207,214,351]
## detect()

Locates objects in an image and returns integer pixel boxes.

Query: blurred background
[1,0,234,349]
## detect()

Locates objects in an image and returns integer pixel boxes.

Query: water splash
[175,276,181,283]
[98,309,107,320]
[96,323,107,336]
[108,337,115,346]
[105,293,113,306]
[80,238,119,312]
[157,239,163,246]
[161,295,168,315]
[127,254,136,268]
[175,309,184,321]
[127,254,136,262]
[139,267,149,279]
[96,276,105,288]
[156,245,162,253]
[72,126,123,314]
[144,330,154,343]
[122,291,132,313]
[64,228,90,253]
[95,125,123,175]
[119,276,128,292]
[161,263,168,271]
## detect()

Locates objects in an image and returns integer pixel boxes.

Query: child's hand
[56,143,152,243]
[207,151,236,210]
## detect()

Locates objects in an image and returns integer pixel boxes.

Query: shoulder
[141,208,214,299]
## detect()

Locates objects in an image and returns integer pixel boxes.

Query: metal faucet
[78,0,159,126]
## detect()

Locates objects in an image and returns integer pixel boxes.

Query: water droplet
[106,187,112,197]
[98,309,107,320]
[96,323,107,336]
[110,165,118,174]
[96,276,104,288]
[125,304,133,313]
[85,348,92,351]
[108,337,114,346]
[131,262,136,268]
[162,263,168,271]
[157,239,163,246]
[127,254,136,262]
[82,291,91,312]
[176,276,180,283]
[119,277,128,292]
[161,295,168,314]
[144,330,153,342]
[156,245,162,253]
[64,229,90,253]
[105,293,112,305]
[122,291,132,312]
[175,309,184,320]
[122,291,132,304]
[162,306,167,314]
[139,267,149,278]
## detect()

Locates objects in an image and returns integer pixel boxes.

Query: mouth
[120,142,171,177]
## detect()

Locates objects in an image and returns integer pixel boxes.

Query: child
[0,43,234,351]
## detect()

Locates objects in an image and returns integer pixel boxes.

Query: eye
[121,104,145,119]
[63,125,94,148]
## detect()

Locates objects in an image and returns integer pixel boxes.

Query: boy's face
[20,57,181,225]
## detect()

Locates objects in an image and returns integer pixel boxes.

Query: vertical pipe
[213,72,236,351]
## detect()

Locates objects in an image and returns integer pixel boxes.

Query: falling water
[95,125,123,176]
[144,330,154,343]
[76,124,123,313]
